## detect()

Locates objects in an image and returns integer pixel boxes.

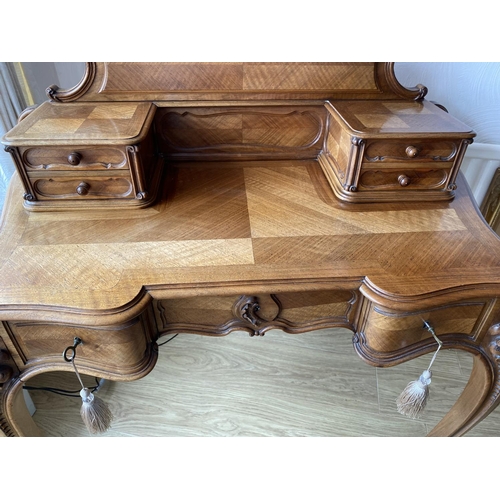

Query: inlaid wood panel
[84,63,382,100]
[2,161,500,314]
[42,63,433,103]
[156,106,326,160]
[3,102,156,146]
[327,100,474,136]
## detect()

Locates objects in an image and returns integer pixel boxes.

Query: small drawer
[30,174,134,200]
[6,319,154,378]
[359,301,493,353]
[21,146,129,171]
[359,169,449,191]
[363,140,458,166]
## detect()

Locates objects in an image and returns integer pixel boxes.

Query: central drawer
[154,290,360,337]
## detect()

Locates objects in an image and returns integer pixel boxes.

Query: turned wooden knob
[405,146,419,158]
[0,364,13,383]
[398,174,411,187]
[67,152,82,165]
[76,182,90,196]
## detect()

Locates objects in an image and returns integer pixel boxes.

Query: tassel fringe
[396,369,431,419]
[80,388,114,434]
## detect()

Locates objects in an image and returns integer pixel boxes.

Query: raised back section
[46,62,427,103]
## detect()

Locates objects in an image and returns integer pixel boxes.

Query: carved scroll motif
[377,63,428,101]
[232,295,281,337]
[46,63,97,103]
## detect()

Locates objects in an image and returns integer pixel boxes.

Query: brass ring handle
[63,337,82,362]
[398,174,411,187]
[76,182,90,196]
[67,152,82,165]
[405,146,419,158]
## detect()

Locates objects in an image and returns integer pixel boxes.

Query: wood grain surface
[1,160,499,317]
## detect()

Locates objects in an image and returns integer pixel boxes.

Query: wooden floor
[26,327,500,437]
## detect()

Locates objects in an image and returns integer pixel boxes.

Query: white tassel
[396,369,432,418]
[396,321,442,419]
[63,337,114,435]
[80,388,113,434]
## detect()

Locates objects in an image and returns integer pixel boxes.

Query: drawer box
[320,100,475,203]
[2,101,162,210]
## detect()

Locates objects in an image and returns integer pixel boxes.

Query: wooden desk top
[1,159,500,323]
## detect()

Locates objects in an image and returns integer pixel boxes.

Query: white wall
[21,62,86,104]
[395,63,500,145]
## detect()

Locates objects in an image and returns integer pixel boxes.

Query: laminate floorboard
[27,328,500,437]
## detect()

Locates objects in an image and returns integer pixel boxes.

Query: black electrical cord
[24,335,179,396]
[157,333,179,346]
[23,377,101,398]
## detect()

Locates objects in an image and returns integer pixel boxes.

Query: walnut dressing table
[1,62,500,437]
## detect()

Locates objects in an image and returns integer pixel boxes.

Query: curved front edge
[0,306,159,437]
[353,293,500,436]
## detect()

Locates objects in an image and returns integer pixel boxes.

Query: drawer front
[7,318,153,378]
[154,290,360,336]
[359,168,449,191]
[363,140,458,167]
[30,174,134,200]
[21,146,129,171]
[360,302,493,353]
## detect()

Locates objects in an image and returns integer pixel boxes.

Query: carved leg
[428,325,500,437]
[1,376,44,437]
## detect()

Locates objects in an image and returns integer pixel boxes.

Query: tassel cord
[71,358,86,391]
[423,320,443,372]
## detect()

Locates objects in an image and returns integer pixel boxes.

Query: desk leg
[1,376,43,437]
[428,324,500,437]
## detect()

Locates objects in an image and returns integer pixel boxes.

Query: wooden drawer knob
[76,182,91,196]
[398,174,411,187]
[405,146,419,158]
[67,152,82,165]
